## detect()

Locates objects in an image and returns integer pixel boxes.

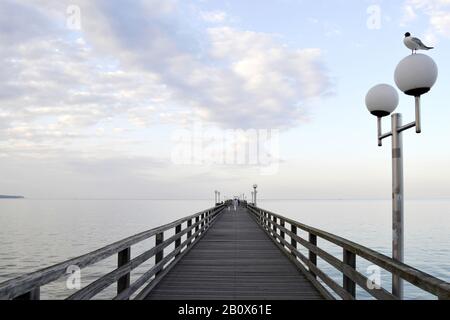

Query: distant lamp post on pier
[214,190,218,205]
[253,184,258,207]
[365,53,438,299]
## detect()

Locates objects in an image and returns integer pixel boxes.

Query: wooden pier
[0,200,449,300]
[146,205,323,300]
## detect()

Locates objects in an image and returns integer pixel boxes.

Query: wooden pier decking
[146,206,323,300]
[0,200,449,300]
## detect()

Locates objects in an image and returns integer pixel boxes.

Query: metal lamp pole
[377,108,421,299]
[366,53,438,299]
[253,184,258,207]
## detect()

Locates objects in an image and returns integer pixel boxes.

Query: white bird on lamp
[404,32,434,54]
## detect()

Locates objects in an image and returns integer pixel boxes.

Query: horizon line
[11,197,450,201]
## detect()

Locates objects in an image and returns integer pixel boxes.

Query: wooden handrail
[0,204,226,300]
[66,216,208,300]
[247,204,450,300]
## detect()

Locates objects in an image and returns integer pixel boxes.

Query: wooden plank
[114,216,218,300]
[132,212,222,300]
[248,205,450,299]
[145,206,324,300]
[0,204,225,300]
[66,217,212,300]
[252,207,397,300]
[68,215,217,299]
[258,223,352,300]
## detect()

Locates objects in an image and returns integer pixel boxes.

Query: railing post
[155,232,164,277]
[187,219,193,246]
[175,224,182,257]
[117,247,131,297]
[343,249,356,298]
[291,225,297,259]
[195,216,200,238]
[280,219,285,247]
[201,213,205,231]
[13,288,40,300]
[272,215,277,236]
[308,233,317,278]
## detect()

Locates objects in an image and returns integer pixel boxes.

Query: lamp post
[214,190,218,205]
[253,184,258,207]
[365,54,438,299]
[218,192,221,204]
[251,191,254,204]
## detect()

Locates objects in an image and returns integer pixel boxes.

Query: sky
[1,0,450,200]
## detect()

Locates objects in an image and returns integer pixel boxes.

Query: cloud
[0,0,333,194]
[205,27,331,128]
[200,10,228,23]
[400,5,418,25]
[1,1,331,138]
[402,0,450,40]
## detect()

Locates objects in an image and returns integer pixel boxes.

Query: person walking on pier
[233,198,238,211]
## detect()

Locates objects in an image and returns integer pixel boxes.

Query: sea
[0,199,448,300]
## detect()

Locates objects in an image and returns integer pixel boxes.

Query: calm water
[0,199,448,299]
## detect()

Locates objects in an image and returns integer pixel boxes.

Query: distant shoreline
[0,195,25,199]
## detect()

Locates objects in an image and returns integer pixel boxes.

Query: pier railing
[247,204,450,300]
[0,204,226,300]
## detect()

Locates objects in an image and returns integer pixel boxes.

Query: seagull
[404,32,434,54]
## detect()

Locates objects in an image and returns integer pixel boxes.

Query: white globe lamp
[366,84,399,117]
[394,54,438,97]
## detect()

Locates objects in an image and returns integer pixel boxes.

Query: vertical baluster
[272,215,277,237]
[265,212,269,230]
[117,247,131,297]
[187,219,193,246]
[155,232,164,277]
[291,225,297,259]
[14,288,40,300]
[175,224,182,257]
[343,249,356,298]
[280,219,285,247]
[195,216,200,239]
[309,233,317,278]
